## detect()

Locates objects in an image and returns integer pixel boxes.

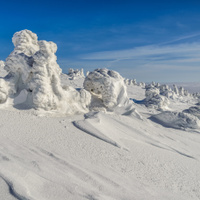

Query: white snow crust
[150,111,200,129]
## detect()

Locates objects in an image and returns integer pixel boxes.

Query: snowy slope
[0,75,200,200]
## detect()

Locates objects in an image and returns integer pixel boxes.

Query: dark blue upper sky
[1,0,200,82]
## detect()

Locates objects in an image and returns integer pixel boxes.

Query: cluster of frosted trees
[124,78,145,87]
[67,68,84,80]
[0,30,132,114]
[1,29,199,115]
[144,82,192,110]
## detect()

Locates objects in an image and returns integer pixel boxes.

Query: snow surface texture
[150,111,200,129]
[1,87,200,200]
[183,106,200,119]
[84,68,131,112]
[0,30,90,114]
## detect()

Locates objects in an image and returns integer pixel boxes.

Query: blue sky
[0,0,200,82]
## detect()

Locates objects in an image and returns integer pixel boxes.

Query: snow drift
[150,111,200,129]
[183,106,200,119]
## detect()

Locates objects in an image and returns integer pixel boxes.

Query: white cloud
[81,43,200,61]
[59,35,200,82]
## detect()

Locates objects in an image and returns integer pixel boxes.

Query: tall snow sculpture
[4,30,39,96]
[173,84,179,95]
[0,29,91,114]
[27,40,64,110]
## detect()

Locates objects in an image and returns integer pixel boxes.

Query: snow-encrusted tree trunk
[28,40,64,110]
[173,84,179,95]
[0,30,39,104]
[27,40,91,113]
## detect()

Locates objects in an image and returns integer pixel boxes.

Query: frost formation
[67,68,84,79]
[0,60,5,70]
[145,84,169,110]
[0,30,90,114]
[144,82,192,110]
[84,68,130,111]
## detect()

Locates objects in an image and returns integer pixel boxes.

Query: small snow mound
[84,68,130,111]
[183,106,200,119]
[150,111,200,130]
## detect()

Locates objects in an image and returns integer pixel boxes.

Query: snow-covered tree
[0,29,91,114]
[145,84,169,110]
[84,68,130,111]
[67,68,85,79]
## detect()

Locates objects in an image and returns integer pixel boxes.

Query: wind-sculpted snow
[12,29,39,57]
[150,111,200,130]
[183,106,200,119]
[84,68,130,112]
[145,84,169,110]
[27,40,63,110]
[0,30,90,114]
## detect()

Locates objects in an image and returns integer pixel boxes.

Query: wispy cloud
[81,42,200,61]
[75,40,200,82]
